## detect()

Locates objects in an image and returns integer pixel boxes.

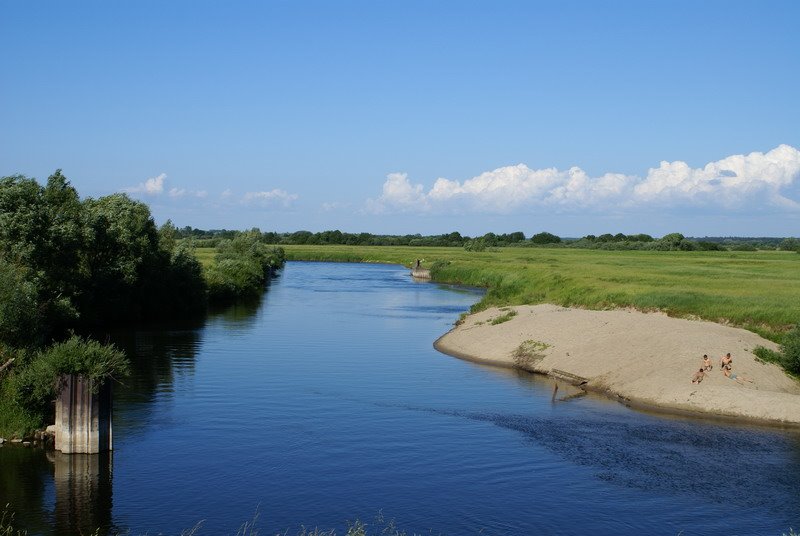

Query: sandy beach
[435,304,800,425]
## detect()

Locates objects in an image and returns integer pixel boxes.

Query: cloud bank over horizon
[366,145,800,215]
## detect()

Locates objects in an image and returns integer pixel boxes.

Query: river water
[1,261,799,535]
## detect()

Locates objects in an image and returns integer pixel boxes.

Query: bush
[464,238,486,252]
[753,346,782,365]
[8,335,130,415]
[780,325,800,374]
[754,326,800,375]
[779,238,800,252]
[206,235,286,303]
[531,232,561,244]
[695,241,725,251]
[4,336,129,435]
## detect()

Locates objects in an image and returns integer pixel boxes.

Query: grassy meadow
[240,244,800,344]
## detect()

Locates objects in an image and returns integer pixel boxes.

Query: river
[1,261,799,535]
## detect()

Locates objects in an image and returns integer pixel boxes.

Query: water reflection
[110,328,204,438]
[52,452,113,536]
[207,298,263,330]
[0,448,114,536]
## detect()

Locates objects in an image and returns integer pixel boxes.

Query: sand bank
[435,304,800,425]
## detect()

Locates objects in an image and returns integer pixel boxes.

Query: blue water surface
[2,261,799,536]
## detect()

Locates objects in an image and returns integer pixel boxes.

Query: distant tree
[464,238,486,252]
[159,220,178,252]
[779,238,800,252]
[629,234,654,242]
[482,232,498,247]
[597,233,614,242]
[530,232,562,244]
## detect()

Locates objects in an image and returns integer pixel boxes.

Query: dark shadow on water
[0,446,53,535]
[365,392,800,521]
[207,297,264,330]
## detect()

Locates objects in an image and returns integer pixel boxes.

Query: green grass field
[258,245,800,343]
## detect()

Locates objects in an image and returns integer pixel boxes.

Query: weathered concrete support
[55,374,113,454]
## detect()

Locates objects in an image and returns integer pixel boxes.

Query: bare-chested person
[703,354,713,371]
[692,368,705,384]
[720,352,732,372]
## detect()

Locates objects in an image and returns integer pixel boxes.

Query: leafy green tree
[0,172,85,331]
[0,260,42,347]
[80,194,164,324]
[779,238,800,252]
[530,232,562,244]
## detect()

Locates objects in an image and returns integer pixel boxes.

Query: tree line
[176,226,800,253]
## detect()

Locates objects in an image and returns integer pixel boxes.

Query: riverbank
[435,304,800,425]
[280,244,800,343]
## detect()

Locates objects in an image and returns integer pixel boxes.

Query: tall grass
[282,245,800,343]
[0,505,415,536]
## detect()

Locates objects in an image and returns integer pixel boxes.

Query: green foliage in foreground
[0,505,413,536]
[0,337,129,437]
[1,503,796,536]
[283,245,800,344]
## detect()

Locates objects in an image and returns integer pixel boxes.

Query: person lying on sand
[692,368,705,384]
[720,353,732,371]
[703,354,713,371]
[725,370,754,384]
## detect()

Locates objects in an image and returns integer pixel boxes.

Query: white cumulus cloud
[124,173,209,200]
[367,145,800,214]
[242,189,299,207]
[634,144,800,207]
[125,173,167,195]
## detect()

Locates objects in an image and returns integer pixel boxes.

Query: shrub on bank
[1,336,129,437]
[754,325,800,376]
[206,234,286,303]
[780,325,800,375]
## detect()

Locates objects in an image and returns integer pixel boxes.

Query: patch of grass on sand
[490,310,517,325]
[513,339,551,369]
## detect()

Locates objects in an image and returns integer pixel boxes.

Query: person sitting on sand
[702,354,713,371]
[720,353,732,371]
[692,368,705,384]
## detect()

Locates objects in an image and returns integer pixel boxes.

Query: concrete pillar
[55,374,113,454]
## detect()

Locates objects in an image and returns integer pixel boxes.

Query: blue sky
[2,1,799,237]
